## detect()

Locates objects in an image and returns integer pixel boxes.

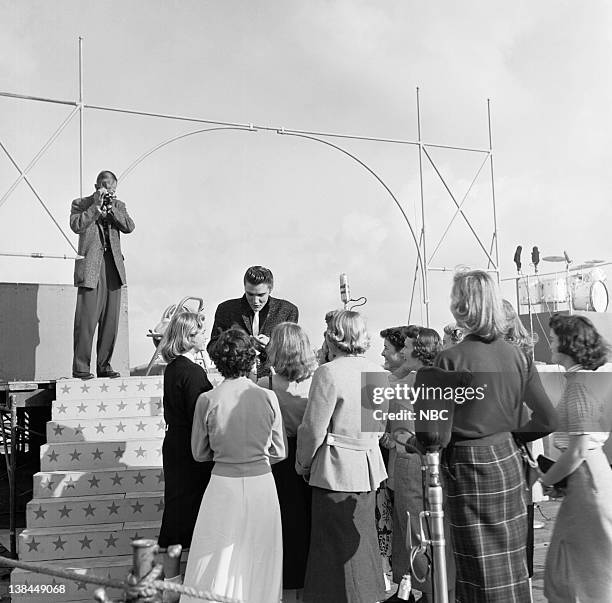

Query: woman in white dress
[180,328,286,603]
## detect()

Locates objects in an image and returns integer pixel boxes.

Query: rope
[0,557,242,603]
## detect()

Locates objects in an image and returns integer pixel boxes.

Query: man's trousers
[72,250,122,375]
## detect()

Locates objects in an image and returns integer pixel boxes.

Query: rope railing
[0,539,243,603]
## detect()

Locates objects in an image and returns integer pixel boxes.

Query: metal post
[78,36,84,200]
[425,451,448,603]
[487,99,500,283]
[416,87,430,326]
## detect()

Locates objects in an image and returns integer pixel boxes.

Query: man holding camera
[70,170,135,379]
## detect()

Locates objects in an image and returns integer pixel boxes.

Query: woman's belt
[451,431,512,447]
[325,432,379,451]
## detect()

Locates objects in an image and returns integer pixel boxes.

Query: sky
[1,0,612,369]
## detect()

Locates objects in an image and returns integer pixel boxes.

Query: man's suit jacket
[207,295,299,356]
[70,195,135,289]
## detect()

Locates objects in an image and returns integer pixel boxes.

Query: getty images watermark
[370,382,487,422]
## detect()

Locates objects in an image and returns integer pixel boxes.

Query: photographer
[70,170,135,379]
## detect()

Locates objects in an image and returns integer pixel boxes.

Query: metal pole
[416,87,430,327]
[0,251,82,260]
[425,451,448,603]
[78,36,84,200]
[0,105,80,210]
[487,99,501,283]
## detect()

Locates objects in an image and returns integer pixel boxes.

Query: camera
[101,192,115,213]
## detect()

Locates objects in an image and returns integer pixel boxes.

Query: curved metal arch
[118,125,427,309]
[278,130,426,299]
[117,126,255,182]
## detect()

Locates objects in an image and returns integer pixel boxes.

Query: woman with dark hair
[434,269,557,602]
[296,310,388,603]
[156,311,213,584]
[386,327,455,603]
[541,314,612,602]
[258,322,317,603]
[181,329,286,603]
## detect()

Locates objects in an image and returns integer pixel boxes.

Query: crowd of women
[154,269,612,603]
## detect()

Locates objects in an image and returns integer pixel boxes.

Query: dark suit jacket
[70,195,135,289]
[207,295,299,363]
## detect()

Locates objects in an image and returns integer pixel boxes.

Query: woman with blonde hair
[258,322,318,603]
[434,269,557,602]
[502,298,536,360]
[157,311,213,583]
[297,310,388,603]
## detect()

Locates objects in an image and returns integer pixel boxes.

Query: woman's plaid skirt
[445,433,531,602]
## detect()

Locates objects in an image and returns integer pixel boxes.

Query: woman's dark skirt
[303,487,386,603]
[445,433,530,603]
[158,426,213,548]
[272,436,312,589]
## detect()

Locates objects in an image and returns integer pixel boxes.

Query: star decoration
[131,501,144,514]
[97,402,108,412]
[136,421,146,432]
[83,504,96,518]
[61,385,71,394]
[155,499,164,512]
[80,383,90,393]
[26,538,39,552]
[52,536,66,551]
[133,472,145,485]
[88,476,100,488]
[100,383,109,393]
[95,423,106,434]
[105,534,118,548]
[156,381,163,390]
[69,449,82,461]
[157,420,165,431]
[137,382,146,391]
[113,447,125,459]
[156,471,164,483]
[79,535,93,549]
[111,472,123,486]
[136,400,146,411]
[155,400,162,410]
[34,506,47,520]
[135,446,146,458]
[58,505,72,519]
[117,401,127,411]
[73,424,84,437]
[92,448,104,461]
[118,382,128,392]
[47,450,59,463]
[57,404,67,414]
[44,479,55,491]
[76,581,88,591]
[107,502,120,515]
[116,422,126,432]
[53,424,65,436]
[65,477,76,490]
[77,403,87,413]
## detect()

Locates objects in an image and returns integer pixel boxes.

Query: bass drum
[573,280,609,312]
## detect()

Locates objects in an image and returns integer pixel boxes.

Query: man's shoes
[73,372,95,380]
[97,369,121,379]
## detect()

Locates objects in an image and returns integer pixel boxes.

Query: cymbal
[572,264,595,271]
[584,259,605,265]
[542,255,566,262]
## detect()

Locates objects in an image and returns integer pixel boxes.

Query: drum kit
[518,257,609,312]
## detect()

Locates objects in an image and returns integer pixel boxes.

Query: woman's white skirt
[179,472,282,603]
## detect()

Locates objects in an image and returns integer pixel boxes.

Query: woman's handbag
[536,454,568,489]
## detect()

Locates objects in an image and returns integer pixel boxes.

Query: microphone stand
[420,450,449,603]
[392,432,449,603]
